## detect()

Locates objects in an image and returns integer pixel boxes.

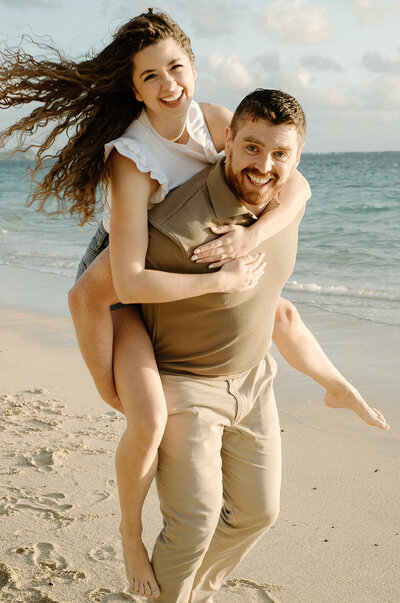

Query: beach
[1,294,398,603]
[1,151,399,602]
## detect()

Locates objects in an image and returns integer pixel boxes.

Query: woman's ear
[133,86,143,102]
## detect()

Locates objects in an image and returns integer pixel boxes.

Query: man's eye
[246,145,258,153]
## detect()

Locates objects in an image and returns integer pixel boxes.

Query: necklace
[172,128,189,145]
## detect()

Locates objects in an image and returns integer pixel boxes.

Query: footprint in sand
[0,563,12,589]
[32,542,67,571]
[221,578,286,602]
[88,545,117,562]
[23,448,68,473]
[89,587,137,602]
[21,543,86,582]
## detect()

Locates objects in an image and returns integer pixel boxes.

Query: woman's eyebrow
[139,58,181,79]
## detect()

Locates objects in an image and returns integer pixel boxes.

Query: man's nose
[255,153,273,173]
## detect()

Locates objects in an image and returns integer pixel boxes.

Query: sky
[1,0,399,153]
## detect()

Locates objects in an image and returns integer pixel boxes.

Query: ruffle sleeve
[104,137,169,205]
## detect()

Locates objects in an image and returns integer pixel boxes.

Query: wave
[286,280,399,303]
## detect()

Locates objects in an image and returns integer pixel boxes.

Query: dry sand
[0,304,398,603]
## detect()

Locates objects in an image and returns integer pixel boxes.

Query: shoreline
[0,302,399,602]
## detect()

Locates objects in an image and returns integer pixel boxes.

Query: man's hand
[191,224,259,269]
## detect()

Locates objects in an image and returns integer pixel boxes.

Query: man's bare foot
[121,534,160,598]
[324,382,390,430]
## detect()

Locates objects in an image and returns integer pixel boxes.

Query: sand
[0,303,399,603]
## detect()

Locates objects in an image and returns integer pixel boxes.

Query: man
[139,88,306,602]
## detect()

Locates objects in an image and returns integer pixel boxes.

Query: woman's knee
[274,298,300,332]
[125,405,167,447]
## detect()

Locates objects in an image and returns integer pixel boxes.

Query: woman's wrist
[248,222,263,249]
[209,269,225,293]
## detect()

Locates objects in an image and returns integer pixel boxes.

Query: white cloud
[172,0,241,36]
[261,0,333,44]
[0,0,60,6]
[362,51,400,74]
[346,0,400,24]
[300,54,344,72]
[207,53,255,91]
[360,73,400,110]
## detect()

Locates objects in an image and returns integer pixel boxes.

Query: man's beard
[224,163,281,208]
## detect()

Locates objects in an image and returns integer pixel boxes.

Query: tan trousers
[151,355,282,603]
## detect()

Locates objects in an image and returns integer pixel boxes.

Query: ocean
[0,152,399,325]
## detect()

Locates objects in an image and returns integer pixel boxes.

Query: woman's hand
[191,224,259,269]
[217,252,266,293]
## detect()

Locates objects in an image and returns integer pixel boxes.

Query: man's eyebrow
[243,136,292,151]
[139,58,182,79]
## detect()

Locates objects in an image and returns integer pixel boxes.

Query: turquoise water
[0,152,399,324]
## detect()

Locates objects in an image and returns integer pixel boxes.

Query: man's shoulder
[148,164,213,226]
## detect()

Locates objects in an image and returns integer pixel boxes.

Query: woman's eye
[171,64,183,71]
[144,73,157,82]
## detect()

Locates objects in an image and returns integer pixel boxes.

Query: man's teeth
[161,90,183,103]
[247,174,270,186]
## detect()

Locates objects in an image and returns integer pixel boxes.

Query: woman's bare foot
[121,533,160,598]
[324,382,390,430]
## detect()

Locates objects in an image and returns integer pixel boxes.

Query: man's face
[224,118,303,214]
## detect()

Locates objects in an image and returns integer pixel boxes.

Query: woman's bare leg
[112,305,166,598]
[68,247,122,411]
[68,248,164,597]
[273,298,390,430]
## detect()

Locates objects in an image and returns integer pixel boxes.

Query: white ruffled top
[102,100,221,232]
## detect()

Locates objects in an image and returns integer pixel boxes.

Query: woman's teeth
[161,89,183,103]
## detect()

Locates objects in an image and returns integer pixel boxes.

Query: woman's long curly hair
[0,9,194,225]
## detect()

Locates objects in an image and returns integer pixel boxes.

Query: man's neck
[241,201,269,218]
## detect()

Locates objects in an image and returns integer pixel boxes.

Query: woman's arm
[192,169,311,267]
[108,151,265,303]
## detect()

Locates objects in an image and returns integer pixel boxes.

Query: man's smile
[245,172,274,188]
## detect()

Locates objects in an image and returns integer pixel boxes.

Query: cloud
[360,73,400,110]
[0,0,61,6]
[253,52,282,73]
[260,0,333,44]
[300,54,344,73]
[362,51,400,74]
[346,0,400,24]
[205,52,256,91]
[172,0,241,36]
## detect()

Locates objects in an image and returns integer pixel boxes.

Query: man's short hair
[231,88,306,141]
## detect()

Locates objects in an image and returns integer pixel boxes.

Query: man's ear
[295,141,305,168]
[224,127,232,155]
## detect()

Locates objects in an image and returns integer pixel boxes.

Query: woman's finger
[192,239,224,259]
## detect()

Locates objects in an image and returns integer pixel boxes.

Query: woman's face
[132,38,197,122]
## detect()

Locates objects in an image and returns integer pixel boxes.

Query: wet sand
[0,304,398,602]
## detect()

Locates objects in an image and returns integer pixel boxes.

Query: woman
[0,9,389,599]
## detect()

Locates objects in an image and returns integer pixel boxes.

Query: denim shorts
[76,222,124,311]
[76,221,110,281]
